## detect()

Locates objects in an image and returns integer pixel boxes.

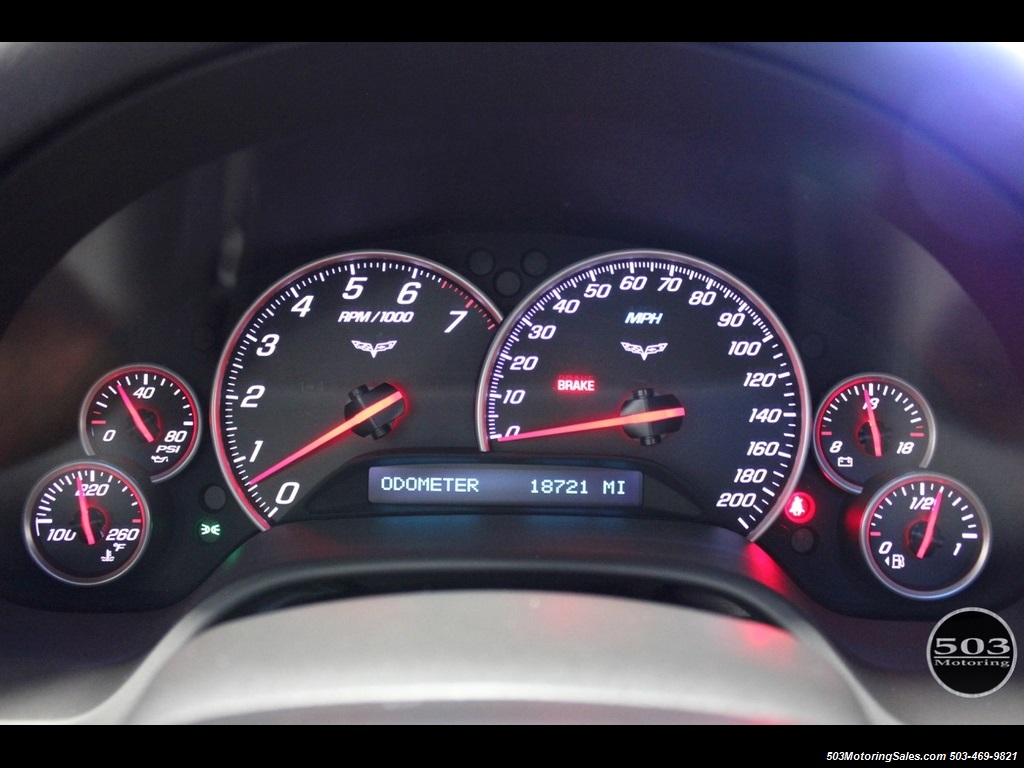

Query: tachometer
[477,250,809,539]
[212,251,501,529]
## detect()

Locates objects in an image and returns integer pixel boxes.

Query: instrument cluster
[4,219,1020,621]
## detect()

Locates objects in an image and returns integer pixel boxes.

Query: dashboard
[1,42,1023,724]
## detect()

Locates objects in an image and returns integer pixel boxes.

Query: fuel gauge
[814,373,935,493]
[860,472,989,599]
[80,365,201,482]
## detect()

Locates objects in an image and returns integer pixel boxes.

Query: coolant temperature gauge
[23,461,150,585]
[860,473,990,599]
[814,373,935,493]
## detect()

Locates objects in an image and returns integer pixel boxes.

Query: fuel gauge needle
[117,383,156,443]
[76,476,97,546]
[916,488,943,559]
[496,406,686,443]
[863,388,883,458]
[248,389,405,485]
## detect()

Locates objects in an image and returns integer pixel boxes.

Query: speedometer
[477,250,809,539]
[213,251,500,529]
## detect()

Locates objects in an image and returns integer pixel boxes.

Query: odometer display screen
[368,464,642,507]
[477,250,809,538]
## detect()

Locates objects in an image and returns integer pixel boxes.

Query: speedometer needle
[76,476,97,546]
[863,388,883,458]
[496,406,686,443]
[117,383,156,443]
[248,389,405,485]
[916,488,942,559]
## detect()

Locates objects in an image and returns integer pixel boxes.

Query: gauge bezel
[475,248,811,541]
[859,471,990,600]
[813,372,936,493]
[23,460,151,587]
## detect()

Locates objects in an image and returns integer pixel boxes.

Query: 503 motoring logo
[928,608,1017,697]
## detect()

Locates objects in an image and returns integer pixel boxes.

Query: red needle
[863,388,883,458]
[117,383,156,443]
[76,476,97,546]
[916,488,943,559]
[496,406,686,443]
[249,390,405,485]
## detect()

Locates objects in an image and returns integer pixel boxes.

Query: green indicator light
[197,518,223,544]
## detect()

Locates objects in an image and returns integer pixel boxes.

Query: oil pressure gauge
[80,365,201,482]
[814,373,935,493]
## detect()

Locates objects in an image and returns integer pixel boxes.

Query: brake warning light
[555,375,596,393]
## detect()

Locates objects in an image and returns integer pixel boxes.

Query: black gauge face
[477,250,810,539]
[23,461,150,586]
[80,365,202,482]
[814,374,935,493]
[212,251,501,528]
[861,473,989,599]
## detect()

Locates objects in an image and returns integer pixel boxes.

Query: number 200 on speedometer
[477,250,810,538]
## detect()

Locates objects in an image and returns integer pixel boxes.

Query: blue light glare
[992,42,1024,64]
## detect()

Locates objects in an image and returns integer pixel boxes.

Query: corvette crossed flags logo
[354,338,666,361]
[620,342,668,361]
[352,340,398,358]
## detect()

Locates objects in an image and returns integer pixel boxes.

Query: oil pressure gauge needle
[916,488,943,559]
[248,388,405,486]
[117,383,156,443]
[76,475,97,546]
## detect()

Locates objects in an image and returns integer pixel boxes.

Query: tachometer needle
[248,389,405,485]
[496,406,686,443]
[863,388,883,458]
[76,476,97,546]
[916,488,942,559]
[117,383,156,443]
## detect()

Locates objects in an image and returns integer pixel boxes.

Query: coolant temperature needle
[76,476,97,546]
[863,388,883,458]
[117,383,156,443]
[248,389,405,485]
[496,406,686,443]
[916,488,943,559]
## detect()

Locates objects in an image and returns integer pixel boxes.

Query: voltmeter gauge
[80,365,201,482]
[814,374,935,493]
[23,461,151,586]
[860,472,989,600]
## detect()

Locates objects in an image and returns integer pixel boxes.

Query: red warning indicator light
[784,491,816,524]
[555,375,596,393]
